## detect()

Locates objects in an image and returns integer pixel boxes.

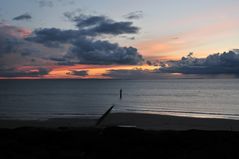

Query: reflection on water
[1,79,239,120]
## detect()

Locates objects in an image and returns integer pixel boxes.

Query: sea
[1,79,239,120]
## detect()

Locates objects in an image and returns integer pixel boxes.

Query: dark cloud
[65,14,139,36]
[124,11,143,20]
[49,57,77,66]
[26,28,79,47]
[13,13,32,21]
[27,14,139,45]
[69,38,143,65]
[71,15,109,28]
[66,70,88,76]
[26,13,143,65]
[0,23,68,71]
[0,24,26,55]
[103,69,156,79]
[37,0,54,8]
[103,69,231,79]
[0,38,22,55]
[159,51,239,74]
[0,67,51,77]
[49,57,66,62]
[90,21,138,35]
[103,69,188,79]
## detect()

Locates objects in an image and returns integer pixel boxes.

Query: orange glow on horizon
[47,64,159,79]
[0,64,160,79]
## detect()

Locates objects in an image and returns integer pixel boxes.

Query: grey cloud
[26,13,143,65]
[0,38,22,55]
[66,70,88,76]
[72,15,110,28]
[49,57,77,66]
[103,69,225,79]
[0,24,42,62]
[49,57,66,62]
[0,25,25,55]
[159,51,239,74]
[69,38,144,65]
[13,13,32,21]
[0,67,51,77]
[124,11,143,20]
[63,9,82,20]
[0,23,67,69]
[67,14,139,36]
[103,69,181,79]
[26,28,79,47]
[28,14,139,44]
[90,21,139,35]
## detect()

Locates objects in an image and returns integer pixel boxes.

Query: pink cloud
[0,23,32,38]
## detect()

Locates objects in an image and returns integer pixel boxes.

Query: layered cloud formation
[0,12,144,78]
[27,13,143,66]
[0,23,32,56]
[102,51,239,79]
[1,9,239,79]
[0,67,51,77]
[159,51,239,74]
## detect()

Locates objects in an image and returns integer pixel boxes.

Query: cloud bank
[0,12,144,78]
[0,67,51,77]
[2,10,239,79]
[159,51,239,74]
[27,13,143,65]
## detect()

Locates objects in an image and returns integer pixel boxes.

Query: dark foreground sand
[1,113,239,159]
[1,112,239,130]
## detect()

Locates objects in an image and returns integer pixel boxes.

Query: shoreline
[1,112,239,131]
[101,113,239,131]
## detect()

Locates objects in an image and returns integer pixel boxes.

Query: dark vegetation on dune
[0,127,239,159]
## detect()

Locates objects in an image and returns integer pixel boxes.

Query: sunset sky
[1,0,239,79]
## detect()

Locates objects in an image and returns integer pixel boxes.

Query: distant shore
[1,112,239,131]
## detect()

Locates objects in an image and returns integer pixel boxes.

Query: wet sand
[102,113,239,131]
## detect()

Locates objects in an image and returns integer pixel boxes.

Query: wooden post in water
[120,89,122,100]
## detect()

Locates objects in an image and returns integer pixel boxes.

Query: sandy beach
[1,112,239,131]
[102,113,239,131]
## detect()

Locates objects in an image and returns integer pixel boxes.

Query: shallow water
[0,79,239,120]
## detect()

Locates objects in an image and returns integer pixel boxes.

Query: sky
[0,0,239,79]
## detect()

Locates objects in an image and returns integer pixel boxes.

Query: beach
[102,113,239,131]
[1,112,239,131]
[1,113,239,158]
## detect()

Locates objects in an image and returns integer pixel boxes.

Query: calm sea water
[1,79,239,120]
